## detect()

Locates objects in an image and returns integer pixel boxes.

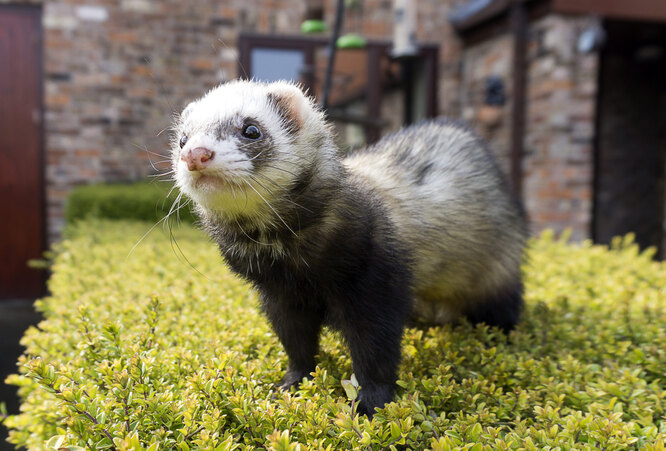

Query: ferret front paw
[277,369,312,390]
[356,383,393,418]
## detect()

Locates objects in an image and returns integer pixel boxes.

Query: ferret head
[172,80,334,219]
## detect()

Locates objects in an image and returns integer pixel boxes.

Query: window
[238,32,439,147]
[250,48,306,83]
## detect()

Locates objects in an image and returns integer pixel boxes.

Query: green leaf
[340,379,358,401]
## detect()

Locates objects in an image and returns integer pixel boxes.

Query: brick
[109,31,137,43]
[75,5,108,22]
[46,93,71,107]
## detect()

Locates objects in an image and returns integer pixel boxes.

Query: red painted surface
[0,6,45,299]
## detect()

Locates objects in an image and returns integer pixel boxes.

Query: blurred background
[1,0,665,447]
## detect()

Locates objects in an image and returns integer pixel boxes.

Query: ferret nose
[182,147,215,171]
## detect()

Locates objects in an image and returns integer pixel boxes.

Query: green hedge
[65,182,197,224]
[2,220,665,450]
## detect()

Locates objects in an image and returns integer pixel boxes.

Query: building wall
[456,15,598,241]
[460,34,514,176]
[5,0,468,241]
[523,15,598,241]
[3,0,604,244]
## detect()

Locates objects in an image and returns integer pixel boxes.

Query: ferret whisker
[242,179,298,237]
[144,153,162,173]
[174,198,185,226]
[162,192,183,232]
[131,144,169,159]
[234,218,275,246]
[164,196,209,279]
[249,174,288,193]
[127,214,169,259]
[260,164,301,178]
[176,198,192,226]
[154,185,178,213]
[248,149,266,161]
[229,181,237,200]
[250,174,314,213]
[233,180,252,212]
[128,191,187,262]
[252,156,302,168]
[166,217,185,270]
[148,171,175,179]
[142,151,171,163]
[226,179,247,215]
[240,180,250,208]
[165,183,179,199]
[156,125,171,137]
[130,141,172,174]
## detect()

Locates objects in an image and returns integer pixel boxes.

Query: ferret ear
[267,82,309,135]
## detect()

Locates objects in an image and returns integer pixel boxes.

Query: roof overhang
[552,0,666,23]
[450,0,666,35]
[449,0,533,33]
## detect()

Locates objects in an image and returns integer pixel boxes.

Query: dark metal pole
[322,0,344,110]
[401,57,414,125]
[510,0,527,199]
[366,44,382,144]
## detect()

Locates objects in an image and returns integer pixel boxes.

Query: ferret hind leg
[463,282,524,333]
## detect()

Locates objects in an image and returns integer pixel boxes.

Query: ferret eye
[242,125,262,140]
[179,135,188,149]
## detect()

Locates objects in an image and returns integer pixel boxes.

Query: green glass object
[336,33,366,49]
[301,19,327,34]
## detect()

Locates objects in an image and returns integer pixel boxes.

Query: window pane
[251,48,304,83]
[312,46,405,152]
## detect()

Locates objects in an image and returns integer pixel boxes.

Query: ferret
[172,80,527,416]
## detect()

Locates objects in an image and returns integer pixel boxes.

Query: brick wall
[3,0,607,244]
[443,15,598,240]
[459,34,514,176]
[522,15,598,241]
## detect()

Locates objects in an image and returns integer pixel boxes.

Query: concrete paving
[0,299,42,450]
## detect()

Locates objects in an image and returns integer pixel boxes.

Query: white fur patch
[172,80,327,220]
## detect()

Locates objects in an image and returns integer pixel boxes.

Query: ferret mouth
[193,173,239,191]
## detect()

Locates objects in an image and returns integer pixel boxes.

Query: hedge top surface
[2,220,666,450]
[65,182,197,225]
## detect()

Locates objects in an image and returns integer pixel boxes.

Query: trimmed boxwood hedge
[65,182,197,224]
[2,220,665,450]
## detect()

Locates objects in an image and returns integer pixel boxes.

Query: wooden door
[0,6,45,299]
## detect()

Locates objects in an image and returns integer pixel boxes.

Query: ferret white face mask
[172,80,331,219]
